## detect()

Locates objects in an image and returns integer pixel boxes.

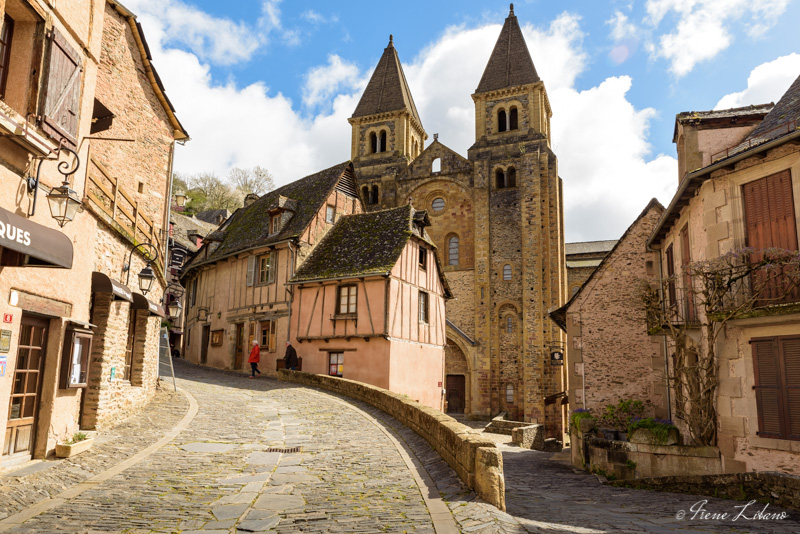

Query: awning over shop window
[91,272,133,302]
[0,207,73,268]
[132,293,166,318]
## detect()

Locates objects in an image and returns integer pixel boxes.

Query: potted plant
[56,431,95,458]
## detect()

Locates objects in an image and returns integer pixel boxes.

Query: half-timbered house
[289,205,452,409]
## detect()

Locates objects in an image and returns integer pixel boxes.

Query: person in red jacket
[248,340,261,378]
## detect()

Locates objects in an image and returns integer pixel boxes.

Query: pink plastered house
[289,205,452,409]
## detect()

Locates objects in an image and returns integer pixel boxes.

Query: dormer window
[270,214,280,234]
[419,246,427,269]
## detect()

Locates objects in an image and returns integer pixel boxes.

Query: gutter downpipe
[286,239,297,341]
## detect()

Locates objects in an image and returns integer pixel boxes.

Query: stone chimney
[243,193,259,208]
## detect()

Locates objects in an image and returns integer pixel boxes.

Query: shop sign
[0,329,10,353]
[3,313,12,323]
[550,350,564,366]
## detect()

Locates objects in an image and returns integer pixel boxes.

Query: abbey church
[350,5,567,432]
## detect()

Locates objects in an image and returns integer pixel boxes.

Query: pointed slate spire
[352,36,422,126]
[475,4,540,93]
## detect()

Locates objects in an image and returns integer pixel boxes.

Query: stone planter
[55,437,94,458]
[629,427,680,446]
[578,417,596,433]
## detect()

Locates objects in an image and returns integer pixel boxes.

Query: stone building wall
[566,202,667,418]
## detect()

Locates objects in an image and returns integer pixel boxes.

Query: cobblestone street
[0,360,798,533]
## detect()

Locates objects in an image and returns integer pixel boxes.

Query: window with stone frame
[257,253,275,285]
[379,130,387,152]
[498,108,507,132]
[503,265,511,280]
[506,384,514,403]
[418,291,429,323]
[751,334,800,441]
[0,15,13,99]
[509,107,518,130]
[260,320,277,352]
[337,285,357,315]
[448,235,459,265]
[506,316,513,333]
[326,205,335,223]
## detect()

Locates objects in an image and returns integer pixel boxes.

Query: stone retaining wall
[611,472,800,512]
[277,370,505,510]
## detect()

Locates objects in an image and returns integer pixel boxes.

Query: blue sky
[124,0,800,241]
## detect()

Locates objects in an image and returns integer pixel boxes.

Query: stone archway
[445,339,470,414]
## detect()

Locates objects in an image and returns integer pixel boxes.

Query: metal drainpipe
[657,249,673,421]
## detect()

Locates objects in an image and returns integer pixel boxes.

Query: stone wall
[612,472,800,512]
[277,370,506,511]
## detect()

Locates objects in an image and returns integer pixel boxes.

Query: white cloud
[302,55,363,109]
[608,10,637,41]
[644,0,791,77]
[301,10,338,24]
[715,53,800,109]
[137,7,675,242]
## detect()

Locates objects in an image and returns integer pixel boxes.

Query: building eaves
[671,104,773,143]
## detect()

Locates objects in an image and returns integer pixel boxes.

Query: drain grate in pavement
[265,446,300,453]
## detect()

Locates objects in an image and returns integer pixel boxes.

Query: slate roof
[671,104,773,143]
[195,209,231,225]
[475,5,540,94]
[291,205,451,297]
[565,240,617,256]
[744,72,800,144]
[352,37,423,127]
[170,213,218,253]
[184,162,353,271]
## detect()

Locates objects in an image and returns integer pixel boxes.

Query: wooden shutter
[41,29,82,145]
[665,245,677,310]
[742,171,799,304]
[679,225,696,321]
[781,336,800,440]
[752,338,784,438]
[246,256,255,287]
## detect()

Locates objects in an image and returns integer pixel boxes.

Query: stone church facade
[350,6,567,433]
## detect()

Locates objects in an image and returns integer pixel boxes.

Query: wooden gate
[3,316,48,459]
[446,375,465,414]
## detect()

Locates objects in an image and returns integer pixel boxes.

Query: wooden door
[3,316,48,459]
[234,324,244,370]
[446,375,465,414]
[201,325,210,364]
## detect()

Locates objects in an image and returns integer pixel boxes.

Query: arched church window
[503,264,511,280]
[496,168,506,189]
[432,157,441,173]
[431,198,445,212]
[506,316,513,333]
[370,132,378,154]
[362,186,370,202]
[498,109,507,132]
[371,185,379,205]
[507,167,516,188]
[506,384,514,403]
[509,107,518,130]
[448,235,459,265]
[379,130,387,152]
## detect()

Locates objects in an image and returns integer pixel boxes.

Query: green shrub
[570,409,594,431]
[67,431,88,445]
[627,417,677,444]
[598,399,646,431]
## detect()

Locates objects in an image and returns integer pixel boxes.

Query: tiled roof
[352,37,422,127]
[291,205,440,285]
[672,104,773,143]
[475,6,539,94]
[565,240,617,256]
[744,72,800,144]
[195,209,231,225]
[171,213,218,252]
[185,162,354,269]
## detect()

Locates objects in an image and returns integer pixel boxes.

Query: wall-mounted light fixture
[123,242,160,295]
[27,144,83,227]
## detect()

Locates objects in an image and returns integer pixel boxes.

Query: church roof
[352,37,422,126]
[475,4,540,94]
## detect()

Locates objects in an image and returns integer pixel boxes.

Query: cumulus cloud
[715,53,800,109]
[645,0,791,77]
[133,5,675,242]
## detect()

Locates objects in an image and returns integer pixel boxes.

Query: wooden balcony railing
[85,157,164,272]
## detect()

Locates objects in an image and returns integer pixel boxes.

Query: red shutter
[780,336,800,440]
[742,171,799,304]
[40,29,82,145]
[752,338,785,438]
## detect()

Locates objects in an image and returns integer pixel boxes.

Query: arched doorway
[445,340,469,414]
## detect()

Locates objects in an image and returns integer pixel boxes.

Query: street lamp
[167,299,183,320]
[47,180,82,227]
[124,242,160,295]
[174,192,187,207]
[27,145,83,227]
